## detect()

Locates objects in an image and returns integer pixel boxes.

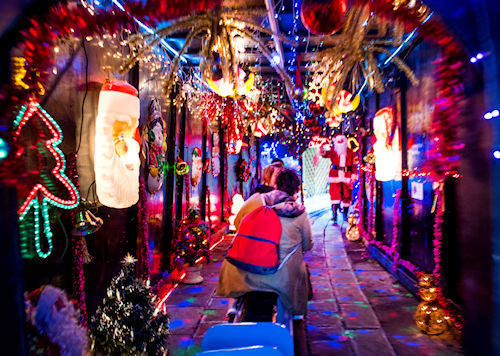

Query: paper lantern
[94,81,141,208]
[300,0,348,35]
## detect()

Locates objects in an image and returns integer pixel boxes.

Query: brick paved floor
[164,212,463,356]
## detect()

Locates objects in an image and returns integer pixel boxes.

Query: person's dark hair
[271,158,284,168]
[276,168,301,196]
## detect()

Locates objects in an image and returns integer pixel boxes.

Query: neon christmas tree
[13,101,79,258]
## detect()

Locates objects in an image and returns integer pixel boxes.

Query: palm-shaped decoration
[122,7,295,96]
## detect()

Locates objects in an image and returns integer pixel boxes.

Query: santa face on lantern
[94,81,141,209]
[320,134,358,223]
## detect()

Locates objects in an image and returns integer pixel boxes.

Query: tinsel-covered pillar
[67,153,87,326]
[176,98,187,221]
[162,85,178,271]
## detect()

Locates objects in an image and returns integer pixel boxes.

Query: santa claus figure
[94,81,141,208]
[320,134,358,223]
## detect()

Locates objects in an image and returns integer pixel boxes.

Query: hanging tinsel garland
[66,153,88,327]
[309,4,419,113]
[137,177,150,281]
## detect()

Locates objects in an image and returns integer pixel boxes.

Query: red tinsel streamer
[138,176,150,281]
[0,0,221,135]
[184,174,190,210]
[66,152,87,327]
[431,187,464,332]
[206,186,212,231]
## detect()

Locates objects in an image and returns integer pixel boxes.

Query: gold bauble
[363,153,375,165]
[346,225,360,241]
[418,274,434,288]
[415,301,448,335]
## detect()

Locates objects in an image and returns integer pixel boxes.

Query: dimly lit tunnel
[0,0,499,355]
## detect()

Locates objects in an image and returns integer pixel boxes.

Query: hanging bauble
[300,0,348,35]
[308,101,324,116]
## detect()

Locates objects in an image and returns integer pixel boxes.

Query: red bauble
[300,0,348,35]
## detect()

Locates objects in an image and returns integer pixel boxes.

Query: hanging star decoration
[310,5,419,112]
[123,7,295,97]
[13,101,80,259]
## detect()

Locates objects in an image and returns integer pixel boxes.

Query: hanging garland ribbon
[138,176,150,281]
[66,153,87,327]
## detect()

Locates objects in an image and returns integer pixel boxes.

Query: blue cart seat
[195,345,283,356]
[200,322,293,356]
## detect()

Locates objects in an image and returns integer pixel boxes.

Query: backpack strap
[277,244,300,270]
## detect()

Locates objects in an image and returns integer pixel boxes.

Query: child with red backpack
[217,169,313,317]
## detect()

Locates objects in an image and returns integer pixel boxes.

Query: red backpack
[225,205,282,274]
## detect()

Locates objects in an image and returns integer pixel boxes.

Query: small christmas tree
[91,254,169,355]
[171,207,210,266]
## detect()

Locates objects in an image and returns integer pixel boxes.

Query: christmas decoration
[415,274,449,335]
[144,98,167,194]
[300,0,348,35]
[211,133,220,177]
[125,7,294,97]
[320,134,358,223]
[138,177,151,280]
[13,102,79,259]
[66,152,88,326]
[191,147,203,187]
[373,107,402,181]
[236,158,251,182]
[310,5,418,112]
[0,0,221,132]
[346,211,360,241]
[91,254,169,355]
[94,81,141,209]
[171,207,210,267]
[25,285,88,356]
[175,159,190,176]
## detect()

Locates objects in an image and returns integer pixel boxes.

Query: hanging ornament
[325,110,342,128]
[94,81,141,209]
[175,158,190,176]
[206,68,255,98]
[236,159,250,182]
[415,274,449,335]
[13,102,80,259]
[191,147,203,186]
[300,0,348,35]
[144,98,167,194]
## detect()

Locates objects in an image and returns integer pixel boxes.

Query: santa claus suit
[320,135,357,209]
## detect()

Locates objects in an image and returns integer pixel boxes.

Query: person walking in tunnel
[251,164,280,195]
[320,134,358,223]
[217,168,313,318]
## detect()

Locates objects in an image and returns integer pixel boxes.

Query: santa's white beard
[94,114,140,208]
[334,141,348,156]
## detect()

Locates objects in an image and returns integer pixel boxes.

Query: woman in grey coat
[216,169,313,316]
